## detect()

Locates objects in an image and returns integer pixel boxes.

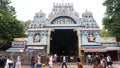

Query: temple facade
[26,3,120,60]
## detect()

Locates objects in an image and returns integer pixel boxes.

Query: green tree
[100,28,112,37]
[19,20,31,37]
[103,0,120,41]
[0,0,25,50]
[24,20,31,31]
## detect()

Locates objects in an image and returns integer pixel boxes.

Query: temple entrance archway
[50,29,78,56]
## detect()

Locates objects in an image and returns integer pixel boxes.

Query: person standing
[100,55,107,68]
[4,56,14,68]
[45,54,49,66]
[61,56,67,68]
[36,55,41,68]
[31,56,36,68]
[49,54,53,68]
[15,54,22,68]
[106,54,113,68]
[76,58,83,68]
[87,54,92,65]
[53,54,57,63]
[80,52,86,65]
[93,59,103,68]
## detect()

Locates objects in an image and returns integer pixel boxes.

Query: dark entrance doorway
[50,29,78,56]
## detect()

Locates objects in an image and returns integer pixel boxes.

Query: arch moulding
[48,12,79,24]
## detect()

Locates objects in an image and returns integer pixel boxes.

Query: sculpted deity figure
[87,33,96,42]
[33,33,41,42]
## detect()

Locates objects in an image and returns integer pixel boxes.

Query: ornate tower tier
[47,3,79,25]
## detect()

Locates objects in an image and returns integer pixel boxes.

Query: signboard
[28,46,44,49]
[12,41,26,48]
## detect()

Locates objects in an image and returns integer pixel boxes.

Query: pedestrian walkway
[22,62,120,68]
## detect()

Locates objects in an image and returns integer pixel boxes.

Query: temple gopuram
[10,3,120,61]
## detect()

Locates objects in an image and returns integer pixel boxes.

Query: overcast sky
[11,0,106,29]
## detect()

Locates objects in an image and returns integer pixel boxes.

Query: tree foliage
[100,28,112,37]
[0,0,25,50]
[24,20,31,31]
[103,0,120,41]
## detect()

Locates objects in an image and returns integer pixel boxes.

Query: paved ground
[21,62,120,68]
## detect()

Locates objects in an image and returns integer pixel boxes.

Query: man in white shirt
[49,54,53,68]
[106,54,112,68]
[62,56,67,68]
[53,54,57,63]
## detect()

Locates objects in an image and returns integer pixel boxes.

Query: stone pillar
[77,30,82,58]
[47,30,51,54]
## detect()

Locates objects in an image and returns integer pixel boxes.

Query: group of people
[4,53,112,68]
[45,54,58,68]
[45,54,83,68]
[31,54,58,68]
[31,54,42,68]
[86,54,113,68]
[92,55,112,68]
[4,54,22,68]
[30,53,113,68]
[45,54,69,68]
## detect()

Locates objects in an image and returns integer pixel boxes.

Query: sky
[11,0,106,29]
